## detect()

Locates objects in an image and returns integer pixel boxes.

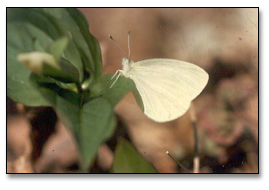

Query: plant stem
[166,151,190,173]
[192,121,200,173]
[190,103,200,173]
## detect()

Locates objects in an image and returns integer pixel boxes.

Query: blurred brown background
[7,8,258,173]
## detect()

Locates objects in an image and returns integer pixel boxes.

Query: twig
[166,151,190,173]
[189,103,200,173]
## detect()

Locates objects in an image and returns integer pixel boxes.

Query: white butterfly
[110,32,209,122]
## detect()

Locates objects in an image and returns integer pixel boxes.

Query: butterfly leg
[111,70,120,80]
[110,70,123,88]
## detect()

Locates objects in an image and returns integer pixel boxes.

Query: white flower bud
[18,51,61,74]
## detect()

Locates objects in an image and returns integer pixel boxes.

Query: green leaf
[30,74,116,172]
[7,74,51,106]
[7,22,53,106]
[43,8,103,83]
[48,33,70,62]
[111,138,158,173]
[55,94,116,172]
[132,85,144,112]
[79,98,116,171]
[29,73,66,106]
[7,8,84,82]
[57,97,116,172]
[89,74,137,108]
[65,8,103,79]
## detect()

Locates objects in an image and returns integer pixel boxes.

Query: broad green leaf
[90,74,137,108]
[7,74,51,106]
[7,8,64,39]
[132,85,144,112]
[30,74,116,172]
[7,8,84,82]
[43,8,103,81]
[7,22,52,106]
[7,8,89,105]
[79,98,116,171]
[48,34,70,62]
[65,8,103,79]
[111,138,158,173]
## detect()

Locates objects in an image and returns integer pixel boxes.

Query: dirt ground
[7,8,258,173]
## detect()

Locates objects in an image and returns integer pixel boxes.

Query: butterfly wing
[128,59,209,122]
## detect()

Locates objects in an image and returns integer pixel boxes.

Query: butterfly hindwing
[127,59,208,122]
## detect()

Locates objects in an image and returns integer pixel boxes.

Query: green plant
[7,8,155,173]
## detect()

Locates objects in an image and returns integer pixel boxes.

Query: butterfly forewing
[125,59,208,122]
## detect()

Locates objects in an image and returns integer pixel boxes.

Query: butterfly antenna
[109,35,127,57]
[127,31,131,58]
